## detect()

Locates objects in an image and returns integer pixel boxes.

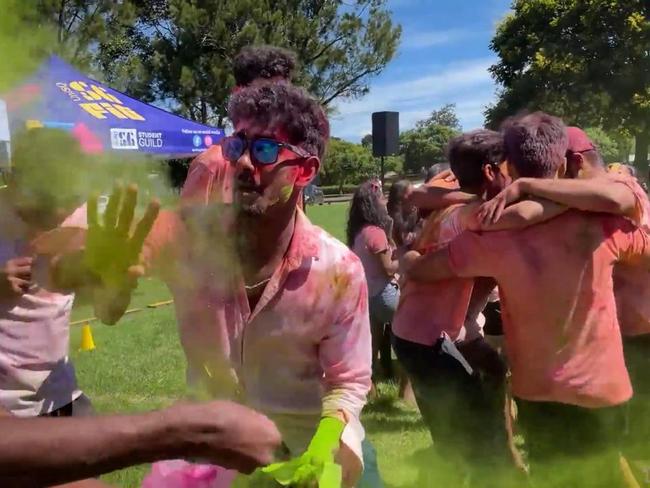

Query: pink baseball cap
[566,126,595,153]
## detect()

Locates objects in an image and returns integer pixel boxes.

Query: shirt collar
[285,208,320,269]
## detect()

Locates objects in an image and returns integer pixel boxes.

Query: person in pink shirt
[347,180,398,382]
[181,45,297,206]
[0,129,94,419]
[478,126,650,461]
[94,83,372,487]
[387,179,419,248]
[403,112,650,486]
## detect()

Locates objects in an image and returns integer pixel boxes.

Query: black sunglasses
[221,135,311,166]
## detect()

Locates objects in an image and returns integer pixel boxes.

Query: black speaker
[372,111,399,157]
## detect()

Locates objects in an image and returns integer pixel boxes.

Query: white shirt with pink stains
[144,208,372,460]
[0,199,87,416]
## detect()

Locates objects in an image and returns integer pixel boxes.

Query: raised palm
[85,183,159,289]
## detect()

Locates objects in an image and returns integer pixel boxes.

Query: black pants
[517,399,626,488]
[482,300,503,336]
[43,394,94,418]
[392,335,509,474]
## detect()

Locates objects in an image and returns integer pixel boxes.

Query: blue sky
[329,0,513,142]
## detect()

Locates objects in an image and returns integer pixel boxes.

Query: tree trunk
[200,98,208,125]
[633,129,649,178]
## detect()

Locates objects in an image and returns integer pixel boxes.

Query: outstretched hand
[477,180,522,226]
[85,183,159,290]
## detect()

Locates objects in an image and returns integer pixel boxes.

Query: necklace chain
[244,277,272,291]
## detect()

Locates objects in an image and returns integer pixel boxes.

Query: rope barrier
[69,299,173,326]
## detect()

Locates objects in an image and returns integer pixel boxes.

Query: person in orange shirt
[404,113,650,487]
[393,129,564,486]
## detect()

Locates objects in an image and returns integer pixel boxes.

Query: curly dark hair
[346,180,391,248]
[228,83,329,159]
[233,45,297,87]
[387,179,418,246]
[447,129,505,189]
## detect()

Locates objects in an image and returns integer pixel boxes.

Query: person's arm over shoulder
[519,176,638,219]
[469,197,567,232]
[408,185,477,211]
[405,229,504,283]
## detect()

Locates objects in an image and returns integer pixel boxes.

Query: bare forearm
[0,411,180,486]
[409,187,476,210]
[476,199,567,231]
[384,259,399,276]
[404,248,456,283]
[519,178,634,216]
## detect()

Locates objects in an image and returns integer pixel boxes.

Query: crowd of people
[349,116,650,487]
[0,44,648,488]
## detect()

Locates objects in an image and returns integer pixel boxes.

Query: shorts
[369,283,399,326]
[43,393,94,418]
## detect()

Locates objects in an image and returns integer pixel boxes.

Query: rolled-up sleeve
[180,146,233,205]
[320,257,372,421]
[141,210,180,276]
[181,158,214,204]
[319,256,372,464]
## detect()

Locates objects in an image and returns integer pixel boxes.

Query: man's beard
[236,191,274,217]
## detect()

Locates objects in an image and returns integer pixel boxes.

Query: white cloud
[329,57,498,141]
[402,29,472,49]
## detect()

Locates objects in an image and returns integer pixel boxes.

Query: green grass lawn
[69,201,433,487]
[305,202,348,243]
[68,201,627,487]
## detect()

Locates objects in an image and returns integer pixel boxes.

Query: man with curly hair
[181,45,297,205]
[94,82,372,487]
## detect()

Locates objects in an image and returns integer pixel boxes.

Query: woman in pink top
[347,180,398,381]
[387,180,419,248]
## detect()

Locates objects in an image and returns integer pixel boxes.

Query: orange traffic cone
[79,323,96,352]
